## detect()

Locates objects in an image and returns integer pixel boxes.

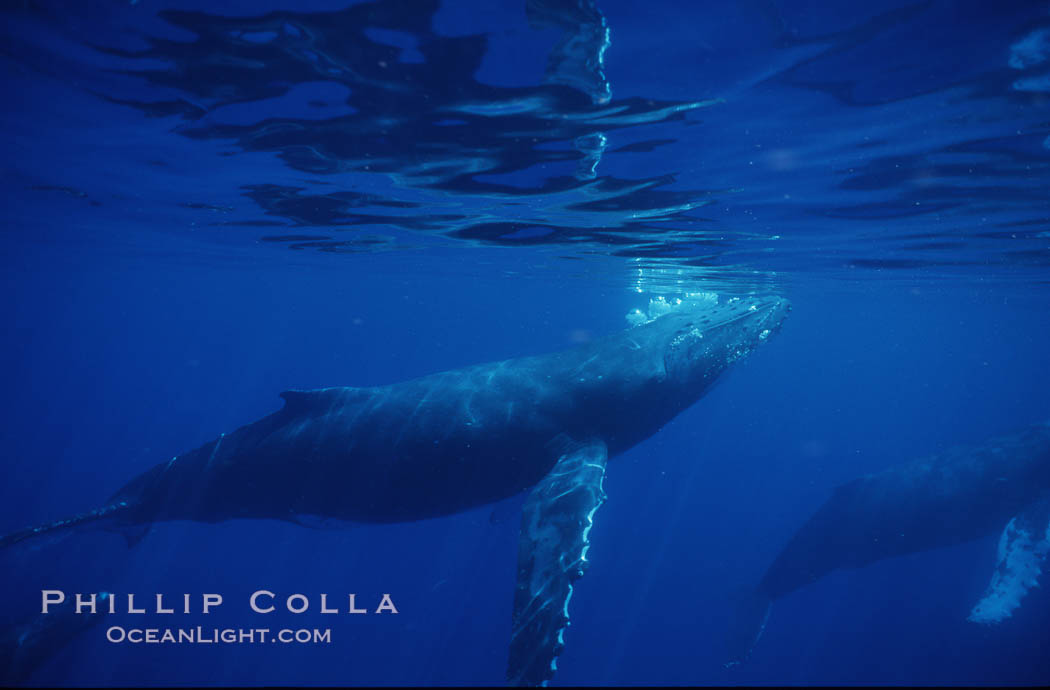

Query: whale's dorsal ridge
[278,387,364,413]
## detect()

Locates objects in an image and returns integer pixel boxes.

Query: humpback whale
[0,593,110,685]
[0,295,789,686]
[728,421,1050,665]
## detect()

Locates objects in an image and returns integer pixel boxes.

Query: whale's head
[656,295,790,388]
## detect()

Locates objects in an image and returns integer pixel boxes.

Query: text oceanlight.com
[38,590,400,647]
[106,627,331,644]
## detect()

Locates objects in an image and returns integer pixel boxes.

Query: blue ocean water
[2,0,1049,685]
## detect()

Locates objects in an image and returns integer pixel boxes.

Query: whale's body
[729,422,1050,664]
[1,296,789,686]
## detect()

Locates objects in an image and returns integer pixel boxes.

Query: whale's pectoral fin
[968,496,1050,624]
[506,438,608,687]
[724,586,772,667]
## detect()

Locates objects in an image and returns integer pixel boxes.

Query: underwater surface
[1,0,1049,685]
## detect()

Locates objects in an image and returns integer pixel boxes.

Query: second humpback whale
[0,593,111,685]
[728,421,1050,665]
[0,294,789,686]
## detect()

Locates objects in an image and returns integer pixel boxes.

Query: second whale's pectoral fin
[969,497,1050,624]
[507,439,608,687]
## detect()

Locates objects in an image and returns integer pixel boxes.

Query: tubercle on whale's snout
[738,297,789,339]
[662,296,789,384]
[730,297,790,358]
[760,297,791,334]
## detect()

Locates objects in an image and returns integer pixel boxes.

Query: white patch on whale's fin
[968,498,1050,624]
[506,438,608,687]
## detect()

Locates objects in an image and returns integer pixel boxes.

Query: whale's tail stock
[0,462,167,551]
[0,432,219,553]
[724,586,772,667]
[0,499,141,552]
